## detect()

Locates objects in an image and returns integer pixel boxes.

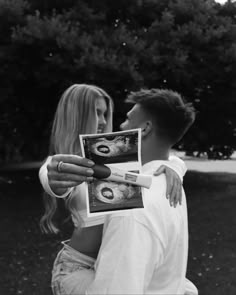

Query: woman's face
[96,97,108,133]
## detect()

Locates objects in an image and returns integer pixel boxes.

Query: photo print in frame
[80,129,146,216]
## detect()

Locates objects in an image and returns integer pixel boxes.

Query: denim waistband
[61,240,95,267]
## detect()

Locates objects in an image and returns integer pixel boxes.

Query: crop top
[39,155,187,228]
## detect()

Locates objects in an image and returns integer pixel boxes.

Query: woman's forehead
[96,96,107,109]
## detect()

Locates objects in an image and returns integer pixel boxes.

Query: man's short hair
[126,88,196,145]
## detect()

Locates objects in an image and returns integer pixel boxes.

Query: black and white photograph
[80,129,146,216]
[1,0,235,294]
[87,178,143,214]
[80,129,140,164]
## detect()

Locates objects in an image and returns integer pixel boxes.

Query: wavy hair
[40,84,113,233]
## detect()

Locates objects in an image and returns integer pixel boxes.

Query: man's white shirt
[86,160,198,295]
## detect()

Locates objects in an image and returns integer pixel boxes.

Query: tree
[0,0,235,161]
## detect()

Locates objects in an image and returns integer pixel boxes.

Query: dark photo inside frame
[87,175,144,214]
[82,132,139,164]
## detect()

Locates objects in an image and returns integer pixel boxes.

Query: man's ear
[141,120,153,138]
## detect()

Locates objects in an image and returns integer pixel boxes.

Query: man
[86,89,198,294]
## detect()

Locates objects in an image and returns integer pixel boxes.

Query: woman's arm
[168,154,187,181]
[39,154,95,198]
[39,156,72,198]
[154,155,187,207]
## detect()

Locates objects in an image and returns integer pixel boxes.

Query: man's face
[120,104,147,131]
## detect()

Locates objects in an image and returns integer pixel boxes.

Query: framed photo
[81,129,139,164]
[80,129,145,217]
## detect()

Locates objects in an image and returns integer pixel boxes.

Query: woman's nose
[99,115,106,125]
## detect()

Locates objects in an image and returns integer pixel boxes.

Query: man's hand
[47,154,94,195]
[154,165,182,207]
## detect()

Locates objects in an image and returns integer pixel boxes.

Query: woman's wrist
[48,185,73,199]
[51,187,69,196]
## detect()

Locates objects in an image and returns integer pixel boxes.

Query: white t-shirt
[39,155,187,228]
[86,160,198,294]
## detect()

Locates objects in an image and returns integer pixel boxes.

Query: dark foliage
[0,0,235,162]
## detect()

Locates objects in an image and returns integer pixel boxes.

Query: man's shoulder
[145,173,167,202]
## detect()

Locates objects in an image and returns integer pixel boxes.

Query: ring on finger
[57,161,64,173]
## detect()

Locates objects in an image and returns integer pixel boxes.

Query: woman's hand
[47,154,94,195]
[154,165,182,207]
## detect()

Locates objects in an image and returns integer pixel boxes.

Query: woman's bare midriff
[68,224,104,259]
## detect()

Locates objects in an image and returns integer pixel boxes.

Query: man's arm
[86,215,164,295]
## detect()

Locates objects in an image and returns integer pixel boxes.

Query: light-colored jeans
[51,241,198,295]
[51,240,95,295]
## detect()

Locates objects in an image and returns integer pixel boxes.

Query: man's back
[136,160,188,293]
[87,160,190,294]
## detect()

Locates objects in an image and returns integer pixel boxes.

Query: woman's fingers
[47,154,95,190]
[165,168,174,201]
[169,175,182,207]
[50,180,82,189]
[52,154,94,167]
[48,156,94,178]
[49,171,93,182]
[167,171,176,206]
[169,178,177,207]
[176,180,182,205]
[153,165,166,176]
[48,163,94,178]
[153,165,183,208]
[174,174,183,206]
[153,165,174,200]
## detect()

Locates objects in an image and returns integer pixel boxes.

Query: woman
[39,84,186,295]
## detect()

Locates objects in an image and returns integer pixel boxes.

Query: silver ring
[57,161,64,172]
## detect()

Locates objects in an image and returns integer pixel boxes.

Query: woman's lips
[97,126,105,133]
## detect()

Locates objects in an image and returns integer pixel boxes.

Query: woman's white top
[39,155,187,228]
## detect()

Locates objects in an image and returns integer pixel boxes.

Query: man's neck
[141,137,170,165]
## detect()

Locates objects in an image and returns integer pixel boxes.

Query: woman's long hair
[40,84,113,233]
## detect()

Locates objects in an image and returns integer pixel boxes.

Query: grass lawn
[0,168,235,295]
